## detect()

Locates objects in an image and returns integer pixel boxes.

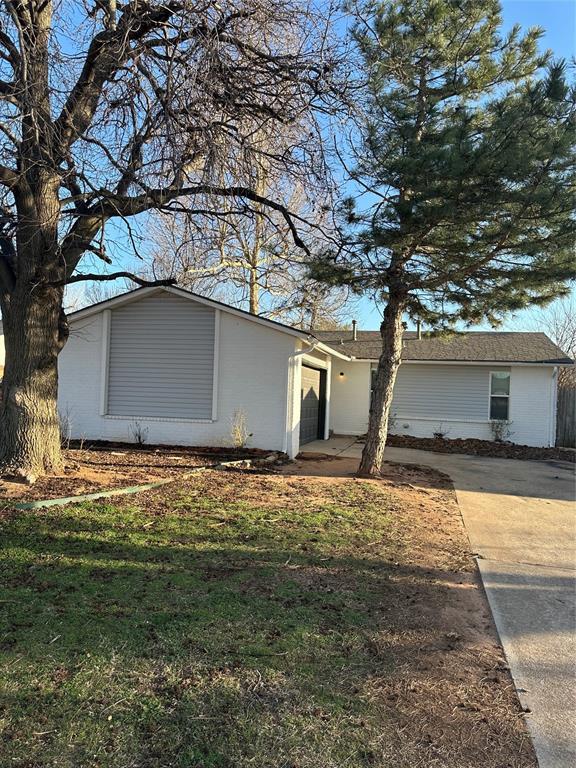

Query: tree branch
[0,79,19,105]
[54,2,182,157]
[0,29,21,68]
[106,185,312,251]
[0,164,18,188]
[59,184,311,280]
[51,271,176,288]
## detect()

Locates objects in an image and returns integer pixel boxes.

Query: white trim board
[99,309,111,416]
[391,415,492,425]
[211,310,221,421]
[103,415,214,424]
[302,353,330,370]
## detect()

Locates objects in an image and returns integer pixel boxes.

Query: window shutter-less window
[489,371,510,420]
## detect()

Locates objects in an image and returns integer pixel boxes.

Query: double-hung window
[489,372,510,420]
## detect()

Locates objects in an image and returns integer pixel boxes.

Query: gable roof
[67,285,350,359]
[70,285,314,340]
[313,330,573,365]
[62,287,572,365]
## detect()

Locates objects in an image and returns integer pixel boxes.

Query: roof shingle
[312,330,573,364]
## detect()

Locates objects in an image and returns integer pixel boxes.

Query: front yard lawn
[0,467,535,768]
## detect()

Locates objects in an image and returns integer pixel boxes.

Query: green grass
[0,473,426,767]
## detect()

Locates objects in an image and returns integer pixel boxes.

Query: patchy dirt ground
[1,462,536,767]
[283,455,537,764]
[0,445,257,502]
[387,433,575,462]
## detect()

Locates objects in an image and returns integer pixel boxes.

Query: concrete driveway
[302,437,576,768]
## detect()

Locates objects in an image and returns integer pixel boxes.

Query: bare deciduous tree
[145,201,353,327]
[530,298,576,378]
[528,297,576,446]
[0,0,341,477]
[144,115,352,325]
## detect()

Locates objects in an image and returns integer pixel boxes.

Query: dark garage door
[300,365,323,445]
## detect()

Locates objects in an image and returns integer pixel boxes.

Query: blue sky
[354,0,576,331]
[69,1,575,327]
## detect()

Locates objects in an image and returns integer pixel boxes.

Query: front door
[300,365,324,444]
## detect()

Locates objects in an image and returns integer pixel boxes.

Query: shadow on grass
[0,481,538,768]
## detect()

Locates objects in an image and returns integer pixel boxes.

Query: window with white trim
[489,371,510,420]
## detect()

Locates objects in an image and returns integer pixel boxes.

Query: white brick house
[0,287,571,455]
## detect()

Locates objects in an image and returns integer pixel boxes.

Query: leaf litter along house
[0,287,571,455]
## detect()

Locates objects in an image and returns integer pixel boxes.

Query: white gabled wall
[328,360,557,447]
[58,300,298,454]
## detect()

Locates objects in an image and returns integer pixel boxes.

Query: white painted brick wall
[58,305,297,454]
[509,365,555,447]
[389,418,492,441]
[329,360,371,435]
[329,361,556,447]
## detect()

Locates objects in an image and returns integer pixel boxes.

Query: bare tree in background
[146,203,353,327]
[0,0,343,477]
[273,278,352,329]
[145,117,352,325]
[530,298,576,446]
[532,298,576,371]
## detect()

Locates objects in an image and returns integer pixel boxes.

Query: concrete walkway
[302,437,576,768]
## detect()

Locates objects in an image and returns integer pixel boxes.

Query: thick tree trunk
[358,294,405,477]
[0,284,67,478]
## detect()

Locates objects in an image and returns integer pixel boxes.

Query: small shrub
[433,423,450,440]
[489,419,514,443]
[59,407,72,449]
[129,421,149,446]
[230,409,252,449]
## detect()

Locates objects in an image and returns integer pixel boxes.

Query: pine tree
[312,0,576,476]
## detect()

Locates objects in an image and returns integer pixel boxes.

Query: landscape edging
[12,454,279,510]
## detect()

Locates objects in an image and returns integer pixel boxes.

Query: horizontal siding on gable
[389,363,510,421]
[107,293,215,419]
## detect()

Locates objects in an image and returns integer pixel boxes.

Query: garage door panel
[300,366,321,444]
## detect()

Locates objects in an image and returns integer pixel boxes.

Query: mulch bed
[65,439,276,459]
[387,433,576,463]
[0,444,277,503]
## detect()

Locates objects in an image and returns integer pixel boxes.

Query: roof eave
[313,341,352,361]
[68,285,314,343]
[346,358,572,366]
